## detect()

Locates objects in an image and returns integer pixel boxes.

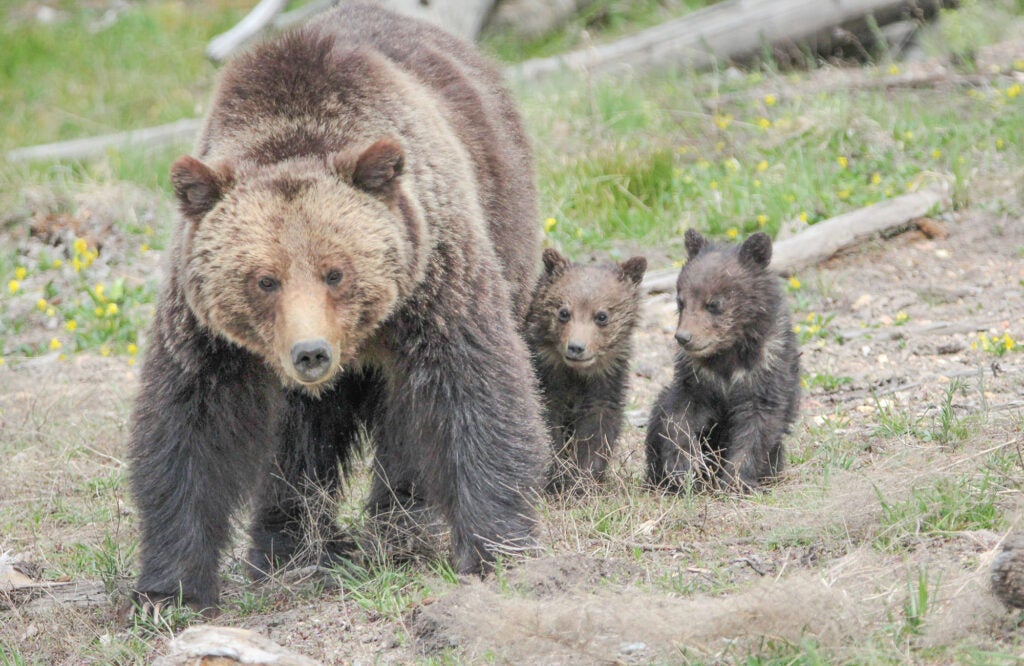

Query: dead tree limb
[4,119,202,163]
[508,0,955,81]
[641,180,953,293]
[206,0,288,63]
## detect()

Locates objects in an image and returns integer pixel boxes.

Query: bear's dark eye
[594,311,609,327]
[325,269,343,287]
[257,276,279,293]
[677,298,686,312]
[556,306,571,323]
[705,299,722,315]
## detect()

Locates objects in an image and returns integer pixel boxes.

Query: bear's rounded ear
[684,229,706,260]
[352,139,404,193]
[170,155,232,221]
[541,248,570,277]
[618,256,647,286]
[739,231,773,269]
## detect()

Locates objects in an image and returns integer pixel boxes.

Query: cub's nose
[290,339,332,382]
[565,341,587,360]
[674,330,692,346]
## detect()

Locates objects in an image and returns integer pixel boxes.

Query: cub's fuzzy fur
[646,230,799,493]
[127,4,547,612]
[527,249,647,492]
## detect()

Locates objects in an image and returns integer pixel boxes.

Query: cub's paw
[119,590,216,627]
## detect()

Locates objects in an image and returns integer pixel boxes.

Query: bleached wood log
[508,0,952,81]
[153,626,324,666]
[641,180,953,293]
[4,118,202,163]
[206,0,288,63]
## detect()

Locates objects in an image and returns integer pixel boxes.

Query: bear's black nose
[291,339,332,381]
[674,330,692,346]
[566,341,587,359]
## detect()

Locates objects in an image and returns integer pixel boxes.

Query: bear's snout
[290,338,333,382]
[565,341,587,359]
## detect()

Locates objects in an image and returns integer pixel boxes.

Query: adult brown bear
[128,3,546,611]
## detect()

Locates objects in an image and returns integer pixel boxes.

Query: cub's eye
[594,311,609,326]
[325,269,343,286]
[705,299,722,315]
[257,276,279,293]
[556,307,571,323]
[677,299,686,312]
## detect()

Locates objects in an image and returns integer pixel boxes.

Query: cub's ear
[351,138,404,193]
[541,248,570,277]
[739,231,773,269]
[684,229,706,260]
[618,255,647,286]
[170,156,233,221]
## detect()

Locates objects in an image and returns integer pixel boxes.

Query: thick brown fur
[526,249,647,492]
[128,4,546,612]
[645,230,800,493]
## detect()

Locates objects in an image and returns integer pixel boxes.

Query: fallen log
[205,0,288,63]
[1,553,108,610]
[508,0,954,81]
[153,626,324,666]
[641,179,953,293]
[4,118,202,163]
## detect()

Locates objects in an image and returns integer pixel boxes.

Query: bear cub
[646,230,799,493]
[527,248,647,493]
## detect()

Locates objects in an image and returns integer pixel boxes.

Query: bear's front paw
[119,589,218,626]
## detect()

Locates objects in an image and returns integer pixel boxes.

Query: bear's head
[530,248,646,376]
[673,229,777,360]
[170,138,418,394]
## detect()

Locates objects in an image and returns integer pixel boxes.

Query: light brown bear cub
[127,3,548,613]
[526,248,647,493]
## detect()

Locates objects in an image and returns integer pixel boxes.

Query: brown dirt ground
[2,200,1023,663]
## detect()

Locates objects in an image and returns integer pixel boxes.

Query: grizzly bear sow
[526,249,646,493]
[128,4,547,610]
[646,230,799,493]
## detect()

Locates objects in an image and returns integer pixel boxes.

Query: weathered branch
[4,119,202,163]
[507,0,955,81]
[206,0,288,63]
[641,180,953,293]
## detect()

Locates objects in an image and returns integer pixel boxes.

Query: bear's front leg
[380,321,548,574]
[569,392,623,487]
[128,327,278,612]
[719,405,787,492]
[645,394,715,492]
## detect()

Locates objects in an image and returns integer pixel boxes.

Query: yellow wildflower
[996,138,1005,150]
[713,114,733,130]
[756,117,771,129]
[931,149,942,159]
[140,244,151,254]
[94,283,105,300]
[49,338,62,351]
[65,320,77,332]
[106,302,119,317]
[36,298,47,312]
[1007,84,1022,99]
[73,258,83,273]
[52,259,63,268]
[895,311,909,325]
[543,217,557,233]
[100,346,111,357]
[1015,60,1024,71]
[94,307,104,317]
[903,130,914,141]
[73,238,88,255]
[753,179,762,188]
[726,227,738,239]
[837,189,851,200]
[793,324,802,333]
[725,158,739,172]
[836,156,848,169]
[887,64,900,75]
[788,276,802,290]
[45,307,55,317]
[0,357,5,366]
[798,211,808,223]
[756,214,768,227]
[575,228,583,239]
[757,160,768,172]
[14,267,26,280]
[710,180,719,190]
[871,172,882,185]
[763,94,777,106]
[805,313,815,323]
[127,343,138,356]
[8,280,20,294]
[127,358,136,367]
[677,145,690,155]
[1004,333,1016,351]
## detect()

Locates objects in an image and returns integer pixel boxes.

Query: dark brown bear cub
[527,248,647,493]
[646,230,799,493]
[127,3,547,613]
